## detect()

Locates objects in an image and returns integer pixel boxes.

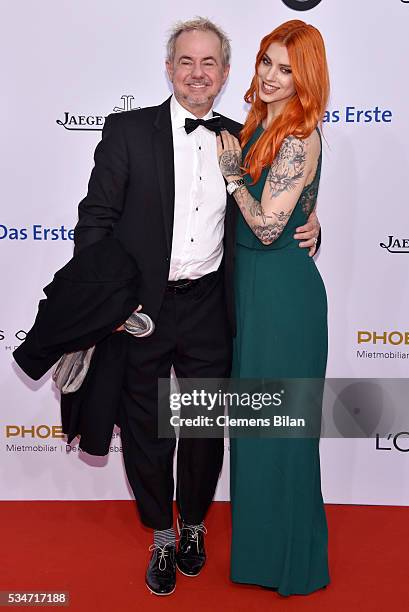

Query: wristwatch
[226,178,245,195]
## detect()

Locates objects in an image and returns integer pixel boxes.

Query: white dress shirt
[168,95,227,281]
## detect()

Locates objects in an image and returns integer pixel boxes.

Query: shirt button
[199,176,202,180]
[198,146,201,150]
[191,238,194,242]
[196,207,198,211]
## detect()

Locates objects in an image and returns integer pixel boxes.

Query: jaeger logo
[281,0,323,10]
[56,94,140,132]
[380,235,409,253]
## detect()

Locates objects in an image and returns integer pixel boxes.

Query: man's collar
[170,94,214,129]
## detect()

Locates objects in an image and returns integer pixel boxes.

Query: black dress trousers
[119,269,231,530]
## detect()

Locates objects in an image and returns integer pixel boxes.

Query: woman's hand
[216,130,242,182]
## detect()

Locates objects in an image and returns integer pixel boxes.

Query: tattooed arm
[217,130,313,246]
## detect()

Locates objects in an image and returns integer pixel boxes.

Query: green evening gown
[230,125,329,596]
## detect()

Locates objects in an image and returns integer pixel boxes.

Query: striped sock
[154,527,176,548]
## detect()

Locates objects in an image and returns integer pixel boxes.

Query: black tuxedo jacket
[74,96,242,335]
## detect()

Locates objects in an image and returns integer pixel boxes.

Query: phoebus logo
[5,425,65,439]
[358,331,409,346]
[56,94,140,132]
[281,0,323,10]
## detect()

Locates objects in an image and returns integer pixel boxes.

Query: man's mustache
[185,80,212,86]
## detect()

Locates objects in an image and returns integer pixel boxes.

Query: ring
[313,237,318,245]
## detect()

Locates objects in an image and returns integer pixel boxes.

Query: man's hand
[114,304,142,332]
[293,209,320,257]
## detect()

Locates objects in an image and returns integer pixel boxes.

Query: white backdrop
[1,0,408,503]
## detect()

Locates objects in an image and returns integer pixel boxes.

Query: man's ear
[165,60,173,82]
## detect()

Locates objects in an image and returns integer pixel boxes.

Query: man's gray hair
[166,17,231,67]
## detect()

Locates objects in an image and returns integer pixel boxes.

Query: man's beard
[175,80,217,107]
[184,92,215,106]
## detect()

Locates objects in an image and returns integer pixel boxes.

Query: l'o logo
[281,0,323,10]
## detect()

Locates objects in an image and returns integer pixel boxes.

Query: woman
[217,20,330,596]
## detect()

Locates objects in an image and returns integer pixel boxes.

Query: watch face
[227,179,245,195]
[281,0,323,10]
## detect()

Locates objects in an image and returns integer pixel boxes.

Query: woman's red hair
[241,20,330,182]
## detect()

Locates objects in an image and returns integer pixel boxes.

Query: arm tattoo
[234,187,291,244]
[267,136,306,197]
[230,135,306,245]
[251,211,292,243]
[219,150,242,178]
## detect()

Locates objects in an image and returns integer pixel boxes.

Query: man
[73,17,320,596]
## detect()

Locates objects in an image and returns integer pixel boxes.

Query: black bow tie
[184,115,222,135]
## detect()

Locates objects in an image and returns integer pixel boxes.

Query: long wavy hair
[241,20,330,182]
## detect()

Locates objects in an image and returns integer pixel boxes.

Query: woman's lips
[261,81,279,95]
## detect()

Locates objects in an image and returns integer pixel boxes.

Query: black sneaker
[145,543,176,596]
[176,516,207,577]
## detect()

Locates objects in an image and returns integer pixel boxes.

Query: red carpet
[1,501,408,611]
